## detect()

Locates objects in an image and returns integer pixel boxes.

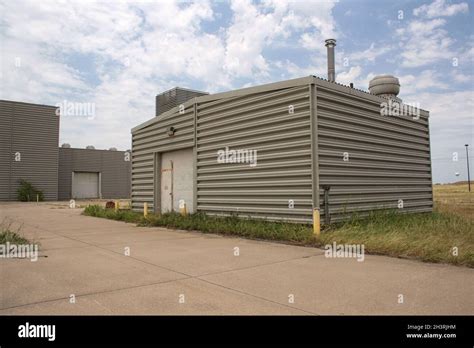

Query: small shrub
[17,179,44,202]
[0,218,31,245]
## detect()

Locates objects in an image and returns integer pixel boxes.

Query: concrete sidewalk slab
[1,246,185,310]
[0,278,304,315]
[37,236,90,251]
[101,235,323,277]
[67,228,202,246]
[199,253,474,315]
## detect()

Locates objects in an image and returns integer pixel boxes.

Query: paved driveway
[1,202,473,315]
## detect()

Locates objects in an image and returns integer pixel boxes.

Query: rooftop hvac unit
[155,87,208,117]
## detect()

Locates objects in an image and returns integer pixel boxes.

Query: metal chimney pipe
[325,39,336,82]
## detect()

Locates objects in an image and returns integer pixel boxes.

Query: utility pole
[466,144,471,192]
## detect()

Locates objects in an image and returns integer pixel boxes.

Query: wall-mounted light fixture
[167,126,176,136]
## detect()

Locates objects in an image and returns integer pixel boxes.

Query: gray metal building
[131,42,433,224]
[0,100,59,201]
[58,146,131,200]
[1,100,131,202]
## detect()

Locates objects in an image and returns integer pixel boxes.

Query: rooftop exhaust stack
[325,39,336,82]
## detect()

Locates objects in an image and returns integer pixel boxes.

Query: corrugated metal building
[131,40,432,225]
[1,100,131,202]
[0,100,59,201]
[131,76,432,224]
[58,147,131,200]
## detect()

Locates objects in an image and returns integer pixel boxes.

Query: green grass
[83,204,145,223]
[143,212,314,243]
[83,205,314,243]
[0,219,31,245]
[83,204,474,267]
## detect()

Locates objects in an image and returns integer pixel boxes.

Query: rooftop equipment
[368,74,401,101]
[155,87,208,117]
[325,39,337,82]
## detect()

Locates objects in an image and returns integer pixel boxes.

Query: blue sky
[0,0,472,183]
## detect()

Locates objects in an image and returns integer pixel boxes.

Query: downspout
[170,160,174,212]
[322,185,331,225]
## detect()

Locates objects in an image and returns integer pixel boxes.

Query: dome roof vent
[369,75,401,100]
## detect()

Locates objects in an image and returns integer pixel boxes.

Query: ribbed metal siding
[0,101,13,201]
[315,84,432,222]
[131,104,195,211]
[0,100,59,201]
[196,86,313,223]
[58,148,131,200]
[58,148,73,200]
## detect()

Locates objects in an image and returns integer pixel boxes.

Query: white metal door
[160,161,173,213]
[160,148,194,213]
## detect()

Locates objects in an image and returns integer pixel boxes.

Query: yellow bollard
[143,202,148,217]
[313,208,320,236]
[115,200,120,212]
[178,199,187,216]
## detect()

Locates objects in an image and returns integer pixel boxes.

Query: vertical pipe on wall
[322,185,331,225]
[170,160,174,212]
[153,152,161,214]
[193,101,198,214]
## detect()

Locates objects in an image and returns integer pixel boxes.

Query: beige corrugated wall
[314,80,432,222]
[195,85,313,223]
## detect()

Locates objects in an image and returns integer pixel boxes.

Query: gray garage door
[72,172,99,199]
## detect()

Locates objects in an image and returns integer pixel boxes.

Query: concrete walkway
[1,202,473,315]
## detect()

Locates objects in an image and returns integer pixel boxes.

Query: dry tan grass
[434,183,473,220]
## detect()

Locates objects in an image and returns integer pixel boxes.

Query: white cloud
[398,70,449,96]
[395,18,455,67]
[413,0,469,19]
[396,1,470,68]
[349,42,392,63]
[224,0,337,77]
[336,66,362,85]
[452,70,473,83]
